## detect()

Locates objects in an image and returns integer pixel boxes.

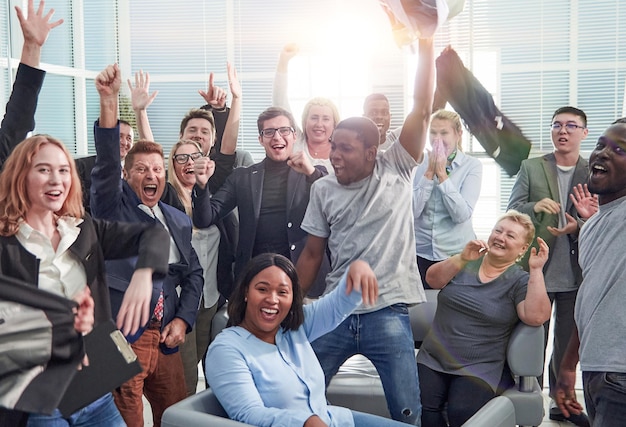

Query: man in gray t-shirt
[296,37,433,425]
[555,121,626,427]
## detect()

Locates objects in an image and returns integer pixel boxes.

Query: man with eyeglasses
[507,106,593,426]
[192,106,330,296]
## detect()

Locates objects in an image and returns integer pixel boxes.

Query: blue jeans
[312,304,421,425]
[583,371,626,427]
[352,409,414,427]
[27,393,125,427]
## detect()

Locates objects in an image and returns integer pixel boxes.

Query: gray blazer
[507,152,588,285]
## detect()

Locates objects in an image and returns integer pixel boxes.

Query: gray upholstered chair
[162,290,546,427]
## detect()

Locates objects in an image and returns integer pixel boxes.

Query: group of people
[2,2,626,427]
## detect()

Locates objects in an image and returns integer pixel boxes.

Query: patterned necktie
[149,206,164,321]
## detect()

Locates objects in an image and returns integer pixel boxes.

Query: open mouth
[591,164,608,176]
[184,167,194,175]
[144,184,158,196]
[260,307,279,321]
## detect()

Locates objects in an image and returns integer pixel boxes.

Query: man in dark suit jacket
[75,119,134,214]
[192,106,329,297]
[507,106,592,426]
[90,64,203,427]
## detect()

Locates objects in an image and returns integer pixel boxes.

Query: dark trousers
[541,290,578,394]
[418,363,495,427]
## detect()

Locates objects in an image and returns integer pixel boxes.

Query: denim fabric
[27,393,125,427]
[351,409,415,427]
[583,371,626,427]
[312,304,421,425]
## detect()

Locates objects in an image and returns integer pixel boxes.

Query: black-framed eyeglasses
[551,122,585,132]
[172,152,203,164]
[259,127,294,138]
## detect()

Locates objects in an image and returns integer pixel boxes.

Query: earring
[244,297,247,302]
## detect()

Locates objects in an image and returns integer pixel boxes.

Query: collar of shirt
[16,216,86,299]
[137,203,181,264]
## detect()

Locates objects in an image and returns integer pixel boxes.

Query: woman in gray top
[417,210,551,427]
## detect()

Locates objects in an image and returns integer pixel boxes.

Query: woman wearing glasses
[166,63,243,397]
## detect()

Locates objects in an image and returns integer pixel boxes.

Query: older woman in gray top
[417,210,551,427]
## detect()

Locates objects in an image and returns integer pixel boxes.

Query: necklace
[479,262,510,281]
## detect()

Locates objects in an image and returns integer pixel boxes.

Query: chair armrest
[161,388,251,427]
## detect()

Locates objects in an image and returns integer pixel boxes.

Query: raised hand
[570,183,598,220]
[227,62,241,100]
[199,72,227,110]
[287,150,315,176]
[128,70,158,112]
[95,63,121,98]
[346,260,378,306]
[193,155,216,189]
[528,236,549,271]
[15,0,63,49]
[460,239,489,262]
[547,212,578,236]
[280,43,300,62]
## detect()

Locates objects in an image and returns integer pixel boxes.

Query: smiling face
[119,122,134,160]
[588,123,626,205]
[363,98,391,142]
[26,143,72,217]
[551,112,588,157]
[181,118,214,155]
[125,152,166,207]
[487,218,531,264]
[429,118,462,156]
[172,143,201,191]
[241,265,294,344]
[329,127,377,185]
[304,105,335,145]
[258,115,296,162]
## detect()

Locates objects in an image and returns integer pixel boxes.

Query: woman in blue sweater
[206,253,408,427]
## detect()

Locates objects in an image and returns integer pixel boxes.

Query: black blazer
[0,215,168,325]
[193,159,330,296]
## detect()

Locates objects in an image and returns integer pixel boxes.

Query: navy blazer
[192,159,330,296]
[90,123,203,352]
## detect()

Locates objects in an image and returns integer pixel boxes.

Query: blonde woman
[413,109,483,288]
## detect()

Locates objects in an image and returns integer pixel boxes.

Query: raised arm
[90,64,123,220]
[0,0,61,163]
[128,70,158,141]
[272,43,299,113]
[220,63,241,155]
[425,239,488,288]
[15,0,63,68]
[398,37,435,161]
[516,237,551,325]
